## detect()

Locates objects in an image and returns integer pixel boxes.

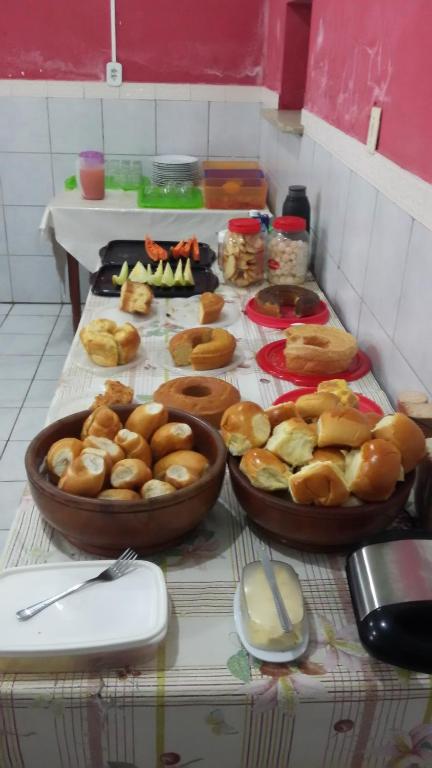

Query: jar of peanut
[222,218,265,287]
[267,216,309,285]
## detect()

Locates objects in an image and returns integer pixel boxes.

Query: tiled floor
[0,302,74,556]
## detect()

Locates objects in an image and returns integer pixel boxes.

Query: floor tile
[25,379,58,407]
[0,334,47,355]
[0,481,25,528]
[0,314,57,336]
[0,380,31,407]
[35,355,66,380]
[44,317,74,355]
[0,408,19,439]
[0,304,12,313]
[11,407,47,440]
[8,303,61,317]
[0,441,29,481]
[0,441,4,456]
[59,303,85,317]
[0,355,40,380]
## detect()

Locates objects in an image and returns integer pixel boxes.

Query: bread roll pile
[220,380,426,507]
[46,404,209,501]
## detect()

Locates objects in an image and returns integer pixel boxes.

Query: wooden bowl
[25,406,226,557]
[227,455,415,553]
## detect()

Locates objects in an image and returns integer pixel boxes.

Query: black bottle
[282,185,311,232]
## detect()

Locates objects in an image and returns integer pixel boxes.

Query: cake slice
[119,280,153,315]
[199,292,224,324]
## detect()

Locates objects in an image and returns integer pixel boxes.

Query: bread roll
[113,323,141,365]
[345,439,402,501]
[265,417,317,467]
[164,464,199,489]
[362,411,382,429]
[372,413,426,473]
[317,407,371,448]
[153,450,209,480]
[98,489,141,501]
[141,479,176,499]
[295,392,340,420]
[58,453,106,497]
[82,436,125,465]
[111,458,152,489]
[220,402,271,456]
[114,429,152,464]
[317,379,359,408]
[81,446,113,471]
[80,329,118,367]
[239,448,292,491]
[46,437,83,479]
[264,402,297,429]
[289,461,349,506]
[81,406,122,441]
[311,447,345,471]
[125,402,168,440]
[150,422,194,460]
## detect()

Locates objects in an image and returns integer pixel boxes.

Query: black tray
[91,264,219,298]
[99,239,216,270]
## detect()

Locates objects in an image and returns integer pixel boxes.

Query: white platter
[154,345,244,376]
[75,342,146,377]
[166,296,240,329]
[90,304,158,328]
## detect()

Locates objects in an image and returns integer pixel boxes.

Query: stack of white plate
[152,155,201,186]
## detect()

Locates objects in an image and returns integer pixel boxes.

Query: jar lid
[228,218,261,234]
[273,216,306,232]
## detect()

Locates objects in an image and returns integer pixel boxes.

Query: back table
[0,280,429,768]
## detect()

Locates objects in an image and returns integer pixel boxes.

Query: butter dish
[234,559,309,662]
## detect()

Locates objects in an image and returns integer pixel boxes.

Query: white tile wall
[156,101,209,156]
[0,97,50,153]
[339,174,377,293]
[0,153,53,205]
[4,206,51,256]
[48,98,103,153]
[9,255,61,302]
[209,102,260,157]
[103,100,156,155]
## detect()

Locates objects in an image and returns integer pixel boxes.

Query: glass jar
[267,216,309,285]
[221,218,265,287]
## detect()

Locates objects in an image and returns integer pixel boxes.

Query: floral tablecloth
[0,281,430,768]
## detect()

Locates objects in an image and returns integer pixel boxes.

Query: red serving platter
[256,340,371,385]
[273,387,384,415]
[245,297,329,328]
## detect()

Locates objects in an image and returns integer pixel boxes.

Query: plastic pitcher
[76,151,105,200]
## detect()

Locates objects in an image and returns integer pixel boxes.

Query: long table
[0,281,429,768]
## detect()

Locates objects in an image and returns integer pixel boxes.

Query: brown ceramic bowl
[25,406,226,557]
[228,455,415,552]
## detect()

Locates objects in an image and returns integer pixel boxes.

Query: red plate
[273,387,383,415]
[256,340,371,385]
[245,297,329,328]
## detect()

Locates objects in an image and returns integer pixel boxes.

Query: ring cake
[254,285,320,318]
[284,324,357,375]
[168,327,236,371]
[153,376,240,427]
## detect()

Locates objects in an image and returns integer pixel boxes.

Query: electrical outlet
[106,61,122,87]
[367,106,382,153]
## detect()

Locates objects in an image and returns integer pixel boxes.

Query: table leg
[66,251,81,332]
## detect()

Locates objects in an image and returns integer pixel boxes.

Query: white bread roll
[220,401,271,456]
[317,379,359,407]
[125,402,168,440]
[46,437,83,479]
[317,407,371,448]
[345,438,402,502]
[82,436,125,466]
[372,413,426,473]
[153,450,209,480]
[114,429,152,464]
[310,447,346,471]
[81,406,122,441]
[111,458,152,489]
[289,461,349,506]
[265,417,316,467]
[362,411,382,429]
[98,489,141,501]
[164,464,198,489]
[239,448,292,491]
[58,453,106,497]
[264,402,297,430]
[295,391,340,420]
[140,479,176,499]
[150,422,194,460]
[81,446,114,470]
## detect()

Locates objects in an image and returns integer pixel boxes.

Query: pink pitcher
[77,151,105,200]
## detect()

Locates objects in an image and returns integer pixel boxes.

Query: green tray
[64,175,150,192]
[136,184,203,209]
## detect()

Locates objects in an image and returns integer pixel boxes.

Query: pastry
[114,429,152,465]
[168,327,236,371]
[150,422,194,460]
[317,379,359,408]
[345,439,402,502]
[239,448,292,491]
[98,489,141,501]
[363,412,382,429]
[220,402,271,456]
[125,403,168,439]
[46,437,83,479]
[153,376,240,428]
[289,461,349,507]
[80,319,140,367]
[81,446,114,470]
[91,380,134,410]
[372,413,426,473]
[153,450,209,481]
[317,407,371,448]
[199,293,224,324]
[164,465,199,489]
[310,447,346,471]
[284,325,357,375]
[82,436,125,466]
[119,280,153,315]
[254,285,320,318]
[295,392,340,420]
[111,458,152,489]
[141,479,176,499]
[81,406,122,441]
[265,417,316,466]
[264,402,297,429]
[58,453,106,497]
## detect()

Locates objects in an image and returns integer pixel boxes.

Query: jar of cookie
[267,216,309,285]
[222,218,265,287]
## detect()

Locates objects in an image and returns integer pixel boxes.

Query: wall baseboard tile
[301,109,432,234]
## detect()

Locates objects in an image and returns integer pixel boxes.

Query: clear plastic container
[267,216,309,285]
[203,176,267,210]
[221,218,265,286]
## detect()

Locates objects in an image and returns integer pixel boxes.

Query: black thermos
[282,185,311,232]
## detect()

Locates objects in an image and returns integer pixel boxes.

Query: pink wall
[0,0,265,84]
[262,0,311,108]
[305,0,432,183]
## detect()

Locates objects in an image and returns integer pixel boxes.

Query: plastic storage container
[203,173,267,210]
[202,160,259,170]
[267,216,310,285]
[221,218,265,286]
[282,185,311,232]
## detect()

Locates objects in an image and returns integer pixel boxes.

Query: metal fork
[16,548,138,621]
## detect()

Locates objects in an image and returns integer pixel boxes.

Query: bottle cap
[288,185,307,197]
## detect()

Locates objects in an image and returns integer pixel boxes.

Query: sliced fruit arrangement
[111,261,129,286]
[171,236,200,261]
[145,236,168,262]
[113,259,195,288]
